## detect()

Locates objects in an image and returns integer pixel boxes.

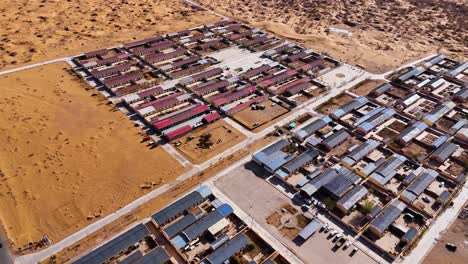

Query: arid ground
[0,63,186,248]
[195,0,467,73]
[175,120,246,164]
[0,0,220,70]
[422,206,468,264]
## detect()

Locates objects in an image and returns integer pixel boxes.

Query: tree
[361,200,374,214]
[197,133,213,149]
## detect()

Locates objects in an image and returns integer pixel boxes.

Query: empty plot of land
[215,162,377,264]
[316,93,354,115]
[350,80,386,96]
[232,100,289,131]
[174,120,246,164]
[0,63,185,248]
[422,213,468,264]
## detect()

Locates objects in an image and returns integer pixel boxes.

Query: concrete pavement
[401,180,468,264]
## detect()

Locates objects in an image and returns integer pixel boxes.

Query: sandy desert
[0,0,219,70]
[0,63,187,249]
[195,0,467,73]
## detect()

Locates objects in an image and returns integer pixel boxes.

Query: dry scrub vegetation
[0,0,219,70]
[196,0,467,73]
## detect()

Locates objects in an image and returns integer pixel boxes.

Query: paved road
[401,180,468,264]
[0,57,72,76]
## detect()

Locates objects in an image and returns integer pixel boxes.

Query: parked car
[344,241,352,249]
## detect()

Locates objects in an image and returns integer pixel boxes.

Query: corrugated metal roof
[294,116,331,140]
[119,250,143,264]
[323,170,360,199]
[330,97,369,119]
[402,169,438,202]
[164,213,197,238]
[152,186,211,225]
[182,204,233,241]
[322,129,350,149]
[370,154,407,185]
[72,224,149,264]
[337,185,368,211]
[431,141,458,161]
[301,168,339,197]
[343,139,380,166]
[135,246,170,264]
[423,101,456,124]
[357,108,396,134]
[372,83,392,96]
[281,149,319,174]
[298,219,322,240]
[205,234,250,264]
[370,200,406,234]
[398,121,428,144]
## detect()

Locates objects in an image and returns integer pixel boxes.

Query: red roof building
[153,105,209,131]
[164,125,192,141]
[203,112,221,123]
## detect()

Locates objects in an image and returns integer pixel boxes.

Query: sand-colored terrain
[0,0,220,70]
[0,63,186,249]
[233,100,290,131]
[175,120,246,164]
[422,206,468,264]
[195,0,467,73]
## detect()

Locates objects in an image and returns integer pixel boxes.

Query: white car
[344,241,352,249]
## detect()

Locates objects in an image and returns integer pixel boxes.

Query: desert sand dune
[0,0,219,70]
[0,63,186,250]
[195,0,467,73]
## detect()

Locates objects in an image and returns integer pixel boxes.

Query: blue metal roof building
[181,204,233,242]
[342,139,380,166]
[422,101,456,125]
[370,154,407,186]
[203,234,250,264]
[369,200,407,237]
[371,83,392,96]
[135,246,170,264]
[354,106,385,127]
[253,139,297,173]
[323,168,361,199]
[274,149,319,180]
[297,219,322,240]
[321,129,350,150]
[397,66,424,81]
[330,97,369,119]
[301,168,339,197]
[431,141,458,162]
[72,224,150,264]
[447,62,468,77]
[293,116,332,141]
[401,169,438,202]
[163,213,198,238]
[152,185,212,226]
[397,121,428,145]
[357,108,396,134]
[336,185,368,212]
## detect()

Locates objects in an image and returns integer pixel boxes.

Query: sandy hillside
[195,0,467,73]
[0,0,220,70]
[0,63,186,249]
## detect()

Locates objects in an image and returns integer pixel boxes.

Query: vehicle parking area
[215,162,378,264]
